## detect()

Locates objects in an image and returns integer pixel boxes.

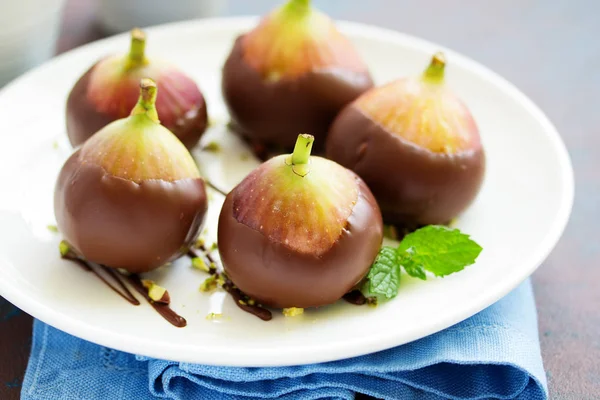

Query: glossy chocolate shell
[221,36,373,153]
[326,106,485,226]
[54,150,208,272]
[217,178,383,309]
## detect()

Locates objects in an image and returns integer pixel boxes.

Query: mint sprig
[366,225,482,300]
[366,247,400,299]
[402,258,427,280]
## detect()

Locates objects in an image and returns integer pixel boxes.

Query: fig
[221,0,373,155]
[326,52,485,227]
[66,28,207,149]
[55,79,208,273]
[217,134,383,309]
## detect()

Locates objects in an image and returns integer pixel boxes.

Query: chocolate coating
[326,106,485,226]
[217,178,383,309]
[66,61,208,150]
[170,100,208,150]
[221,36,374,153]
[54,150,208,272]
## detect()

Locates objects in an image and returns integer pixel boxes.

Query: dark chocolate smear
[127,274,187,328]
[62,249,187,327]
[223,281,272,321]
[191,245,273,321]
[187,248,217,275]
[62,239,272,324]
[343,290,367,305]
[62,250,139,305]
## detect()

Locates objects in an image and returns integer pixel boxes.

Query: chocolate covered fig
[221,0,373,154]
[66,28,207,149]
[326,52,485,227]
[55,79,208,273]
[217,134,383,309]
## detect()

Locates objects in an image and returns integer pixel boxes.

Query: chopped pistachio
[199,275,218,292]
[366,297,378,308]
[191,257,209,272]
[141,279,170,304]
[206,312,223,320]
[247,299,256,306]
[203,141,221,153]
[47,224,58,233]
[141,279,153,290]
[216,273,226,287]
[59,240,70,257]
[238,299,247,306]
[282,307,304,317]
[209,262,217,270]
[195,237,205,248]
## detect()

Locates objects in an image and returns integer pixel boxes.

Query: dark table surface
[1,1,598,399]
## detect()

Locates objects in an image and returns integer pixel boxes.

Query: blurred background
[0,1,597,399]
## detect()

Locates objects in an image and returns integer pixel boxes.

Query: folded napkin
[21,279,547,400]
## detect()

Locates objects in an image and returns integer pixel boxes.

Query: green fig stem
[286,134,314,177]
[282,0,311,17]
[131,78,160,123]
[422,52,446,84]
[127,28,148,67]
[291,134,314,165]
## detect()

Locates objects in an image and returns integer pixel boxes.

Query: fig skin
[66,30,208,150]
[54,152,207,272]
[217,137,383,309]
[222,35,373,154]
[326,105,485,227]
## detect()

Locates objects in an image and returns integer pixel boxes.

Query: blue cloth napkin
[21,279,547,400]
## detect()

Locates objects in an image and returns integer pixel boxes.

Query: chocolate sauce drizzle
[342,290,367,305]
[63,240,380,324]
[61,249,186,327]
[126,274,187,328]
[223,281,272,321]
[190,245,273,321]
[62,250,139,305]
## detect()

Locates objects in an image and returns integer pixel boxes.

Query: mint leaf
[402,258,427,280]
[367,246,401,299]
[397,225,482,277]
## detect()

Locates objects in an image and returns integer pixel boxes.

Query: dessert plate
[0,17,573,366]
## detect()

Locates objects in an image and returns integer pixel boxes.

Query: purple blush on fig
[66,28,208,149]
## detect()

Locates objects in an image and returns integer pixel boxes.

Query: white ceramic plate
[0,17,573,366]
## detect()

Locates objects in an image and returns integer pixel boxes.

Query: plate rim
[0,16,575,367]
